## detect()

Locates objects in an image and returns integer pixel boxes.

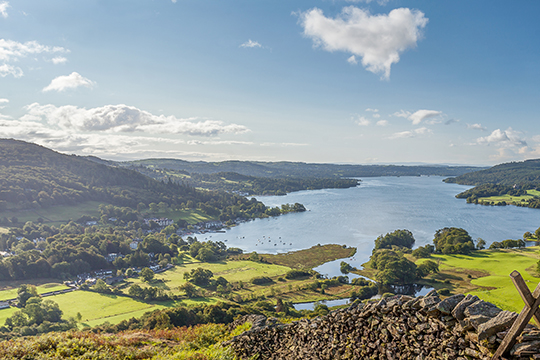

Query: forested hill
[0,139,212,211]
[444,159,540,186]
[125,158,482,179]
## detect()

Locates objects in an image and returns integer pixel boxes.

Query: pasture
[425,247,540,312]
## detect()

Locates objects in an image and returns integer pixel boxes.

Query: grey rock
[477,310,518,341]
[452,294,480,321]
[464,300,501,320]
[437,294,466,315]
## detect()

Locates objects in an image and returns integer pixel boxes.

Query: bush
[438,289,450,296]
[285,270,311,280]
[250,276,273,285]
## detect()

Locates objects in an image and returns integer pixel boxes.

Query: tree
[179,282,198,298]
[476,238,486,250]
[370,249,418,286]
[340,261,353,274]
[433,227,474,254]
[416,260,439,278]
[17,284,38,307]
[374,230,415,250]
[183,267,213,286]
[140,267,154,282]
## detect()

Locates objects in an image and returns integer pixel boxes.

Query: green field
[125,260,292,293]
[478,189,540,206]
[142,208,215,224]
[0,201,103,226]
[0,282,69,301]
[428,247,540,312]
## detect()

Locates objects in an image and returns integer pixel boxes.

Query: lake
[204,176,540,270]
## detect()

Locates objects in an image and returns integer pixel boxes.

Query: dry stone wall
[226,291,540,359]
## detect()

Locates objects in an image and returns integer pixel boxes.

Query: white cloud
[0,39,67,62]
[0,63,22,77]
[0,2,9,18]
[389,126,431,139]
[347,55,357,64]
[22,103,250,136]
[344,0,390,5]
[477,128,527,148]
[299,7,428,79]
[42,72,95,92]
[171,0,177,2]
[0,98,8,109]
[240,39,262,48]
[372,113,380,118]
[51,56,68,65]
[376,119,388,126]
[0,39,68,77]
[394,109,442,125]
[467,123,487,131]
[356,116,370,126]
[260,142,308,147]
[366,108,378,112]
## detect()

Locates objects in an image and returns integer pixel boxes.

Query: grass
[477,189,540,206]
[259,244,357,269]
[123,260,292,293]
[142,208,215,224]
[0,201,103,226]
[0,281,69,301]
[50,291,220,327]
[419,247,540,312]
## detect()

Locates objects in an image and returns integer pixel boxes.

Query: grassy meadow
[419,247,540,312]
[477,189,540,206]
[0,281,69,301]
[0,201,103,226]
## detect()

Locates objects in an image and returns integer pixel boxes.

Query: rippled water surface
[205,176,540,269]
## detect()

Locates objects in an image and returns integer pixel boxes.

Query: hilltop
[444,159,540,186]
[126,158,482,179]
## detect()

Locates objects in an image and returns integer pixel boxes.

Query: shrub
[250,276,273,285]
[285,269,311,280]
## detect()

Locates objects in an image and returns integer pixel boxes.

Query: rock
[452,294,480,321]
[477,311,518,340]
[437,294,466,315]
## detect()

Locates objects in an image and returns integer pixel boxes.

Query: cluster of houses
[144,218,174,227]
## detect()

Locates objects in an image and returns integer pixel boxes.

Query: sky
[0,0,539,165]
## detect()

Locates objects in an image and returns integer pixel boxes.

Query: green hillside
[444,158,540,186]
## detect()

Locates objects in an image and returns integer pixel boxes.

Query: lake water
[205,176,540,271]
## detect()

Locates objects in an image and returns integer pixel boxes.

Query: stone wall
[226,291,540,359]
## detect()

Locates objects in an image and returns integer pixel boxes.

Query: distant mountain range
[0,139,490,211]
[121,158,483,179]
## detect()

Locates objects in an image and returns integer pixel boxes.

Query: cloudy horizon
[0,1,539,166]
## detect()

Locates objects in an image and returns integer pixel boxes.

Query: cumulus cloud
[0,63,22,77]
[366,108,378,112]
[0,2,9,18]
[445,118,459,125]
[477,128,526,148]
[356,116,371,126]
[51,56,68,65]
[376,119,388,126]
[42,72,95,92]
[298,6,428,79]
[22,103,250,136]
[467,123,487,131]
[475,128,532,160]
[347,55,357,64]
[0,98,8,109]
[389,126,431,139]
[240,39,262,48]
[372,113,381,118]
[394,109,442,125]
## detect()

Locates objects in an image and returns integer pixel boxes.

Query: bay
[205,176,540,270]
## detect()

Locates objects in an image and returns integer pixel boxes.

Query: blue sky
[0,0,539,165]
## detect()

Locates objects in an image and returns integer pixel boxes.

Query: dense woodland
[126,167,360,196]
[445,158,540,186]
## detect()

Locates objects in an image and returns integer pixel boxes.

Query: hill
[125,158,482,179]
[0,139,202,211]
[444,159,540,186]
